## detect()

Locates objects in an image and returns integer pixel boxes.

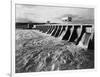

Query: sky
[16,4,94,24]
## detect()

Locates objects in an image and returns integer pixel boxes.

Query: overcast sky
[16,4,94,24]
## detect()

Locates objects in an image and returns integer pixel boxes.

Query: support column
[74,25,82,42]
[45,26,51,34]
[54,25,59,37]
[50,25,56,36]
[68,25,74,41]
[62,25,72,40]
[51,25,57,36]
[47,26,53,34]
[58,25,66,37]
[54,26,62,37]
[58,25,68,40]
[77,27,93,49]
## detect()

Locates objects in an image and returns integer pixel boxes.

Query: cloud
[16,4,94,24]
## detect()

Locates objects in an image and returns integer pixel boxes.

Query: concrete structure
[31,24,94,50]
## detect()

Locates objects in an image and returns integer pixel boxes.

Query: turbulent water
[15,29,94,73]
